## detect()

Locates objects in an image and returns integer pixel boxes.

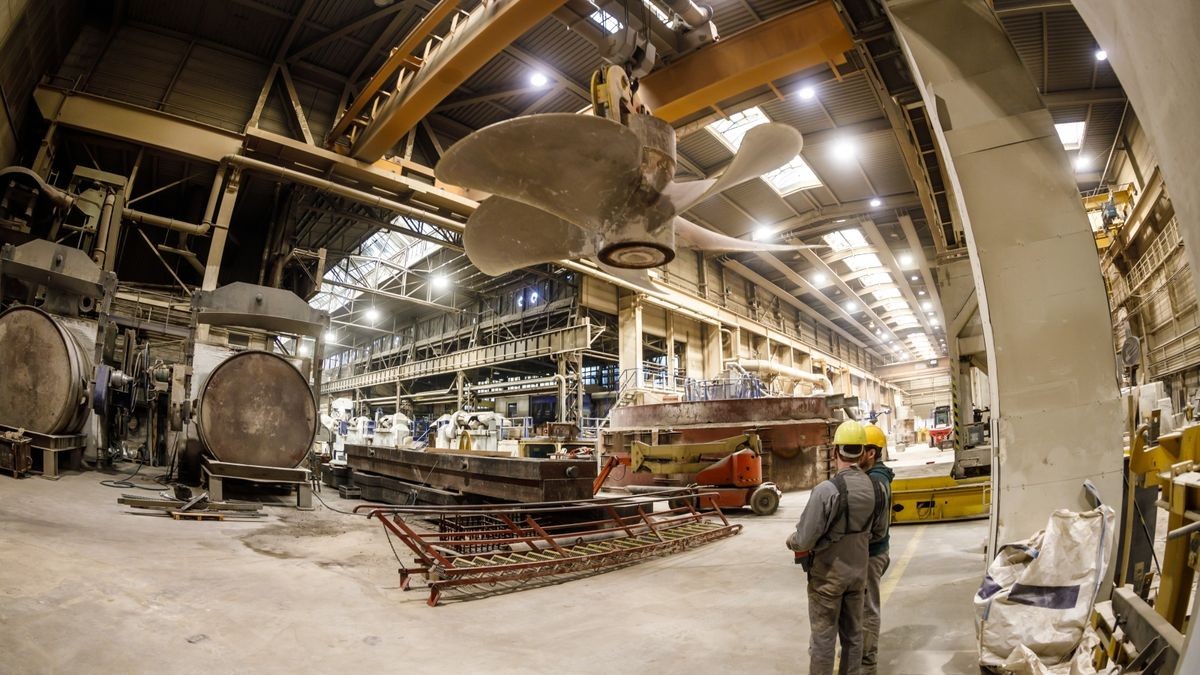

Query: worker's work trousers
[861,552,890,675]
[807,579,865,675]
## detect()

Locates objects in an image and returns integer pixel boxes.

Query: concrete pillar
[1073,3,1200,662]
[665,312,677,386]
[888,0,1122,555]
[702,323,723,379]
[618,291,644,387]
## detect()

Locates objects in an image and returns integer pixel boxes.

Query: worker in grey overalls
[787,420,886,675]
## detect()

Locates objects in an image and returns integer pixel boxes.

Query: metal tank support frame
[0,239,117,477]
[185,282,330,509]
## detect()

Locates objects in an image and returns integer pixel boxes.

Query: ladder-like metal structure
[357,491,741,606]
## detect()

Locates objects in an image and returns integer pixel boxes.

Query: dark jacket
[867,462,895,557]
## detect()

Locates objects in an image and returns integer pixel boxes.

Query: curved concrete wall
[887,0,1123,558]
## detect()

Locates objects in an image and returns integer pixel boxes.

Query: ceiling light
[753,226,773,241]
[1095,49,1107,61]
[324,330,337,342]
[432,273,449,289]
[918,290,926,296]
[798,86,816,100]
[365,307,380,323]
[1074,155,1091,171]
[530,72,549,87]
[835,218,847,223]
[832,139,858,162]
[898,253,913,266]
[869,197,882,207]
[844,301,858,312]
[921,301,932,311]
[298,343,311,356]
[910,275,918,281]
[813,272,827,285]
[931,318,939,326]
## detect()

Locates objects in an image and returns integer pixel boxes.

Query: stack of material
[345,444,596,504]
[117,493,265,521]
[0,430,32,478]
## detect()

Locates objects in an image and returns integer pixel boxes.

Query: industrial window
[763,156,823,194]
[1055,122,1086,150]
[309,219,442,314]
[589,8,623,34]
[821,228,868,252]
[707,107,770,151]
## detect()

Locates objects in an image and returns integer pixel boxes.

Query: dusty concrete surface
[0,467,986,674]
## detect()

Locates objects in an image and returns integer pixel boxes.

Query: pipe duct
[725,358,833,394]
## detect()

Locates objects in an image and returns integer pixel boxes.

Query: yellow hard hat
[864,423,886,449]
[833,420,867,446]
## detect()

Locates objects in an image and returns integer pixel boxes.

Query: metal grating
[1044,10,1097,94]
[678,130,735,172]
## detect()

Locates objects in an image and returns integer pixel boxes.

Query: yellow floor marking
[880,525,926,607]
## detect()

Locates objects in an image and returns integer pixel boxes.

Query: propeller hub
[598,241,674,269]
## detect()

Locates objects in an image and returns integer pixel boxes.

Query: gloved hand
[794,550,812,572]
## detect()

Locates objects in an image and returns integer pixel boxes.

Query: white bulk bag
[975,504,1116,668]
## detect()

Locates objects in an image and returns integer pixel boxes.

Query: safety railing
[683,374,769,401]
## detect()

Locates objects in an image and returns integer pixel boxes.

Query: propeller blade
[437,113,643,232]
[670,123,803,213]
[464,197,595,276]
[674,217,827,253]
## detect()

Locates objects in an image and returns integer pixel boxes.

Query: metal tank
[195,350,316,468]
[0,306,94,435]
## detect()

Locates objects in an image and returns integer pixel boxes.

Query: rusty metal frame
[356,491,741,606]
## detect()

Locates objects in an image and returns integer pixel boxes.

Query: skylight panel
[859,272,894,288]
[871,287,901,300]
[843,252,882,272]
[590,8,623,34]
[764,156,822,194]
[1055,122,1086,150]
[879,299,910,312]
[707,107,769,150]
[822,228,867,252]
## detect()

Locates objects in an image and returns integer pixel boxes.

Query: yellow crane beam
[638,1,854,124]
[349,0,566,162]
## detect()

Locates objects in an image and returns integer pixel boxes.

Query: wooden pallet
[169,511,225,521]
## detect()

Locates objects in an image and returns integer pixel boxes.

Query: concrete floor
[0,465,987,674]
